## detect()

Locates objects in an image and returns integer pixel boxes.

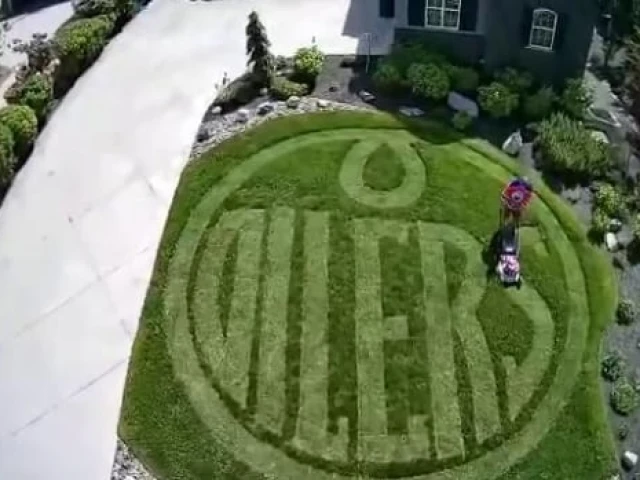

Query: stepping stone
[622,451,638,470]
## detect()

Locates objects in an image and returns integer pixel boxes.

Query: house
[378,0,598,84]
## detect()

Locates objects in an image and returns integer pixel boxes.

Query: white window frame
[528,8,557,51]
[425,0,461,31]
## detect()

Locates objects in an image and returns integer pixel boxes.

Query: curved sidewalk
[0,0,387,478]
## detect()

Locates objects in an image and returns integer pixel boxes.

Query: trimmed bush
[601,351,626,382]
[447,65,480,93]
[0,105,38,158]
[53,15,115,95]
[407,63,450,100]
[590,208,610,236]
[560,78,593,119]
[72,0,116,17]
[386,42,446,77]
[0,124,15,185]
[523,86,556,121]
[372,61,403,93]
[452,111,473,131]
[11,33,55,74]
[494,67,534,95]
[537,112,611,178]
[18,73,53,122]
[594,183,626,218]
[478,82,519,118]
[270,76,308,100]
[293,45,324,81]
[611,379,639,415]
[617,299,637,325]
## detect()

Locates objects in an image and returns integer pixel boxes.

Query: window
[529,8,557,50]
[426,0,461,30]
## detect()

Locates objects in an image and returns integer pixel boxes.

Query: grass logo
[163,128,590,479]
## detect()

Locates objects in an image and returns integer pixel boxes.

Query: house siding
[482,0,597,84]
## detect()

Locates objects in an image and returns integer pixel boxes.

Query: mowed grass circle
[119,112,618,480]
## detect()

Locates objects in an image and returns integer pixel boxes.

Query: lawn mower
[495,222,521,288]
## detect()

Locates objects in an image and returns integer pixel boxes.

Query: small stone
[399,106,424,117]
[609,218,623,233]
[359,90,375,102]
[235,108,250,123]
[316,99,329,108]
[210,105,222,116]
[623,451,638,469]
[605,232,619,251]
[329,82,340,92]
[257,102,274,115]
[259,87,268,96]
[502,130,523,156]
[286,96,301,108]
[196,125,211,142]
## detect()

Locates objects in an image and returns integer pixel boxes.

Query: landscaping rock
[235,108,250,123]
[399,106,424,117]
[210,105,222,116]
[286,96,301,108]
[590,129,610,144]
[502,130,523,156]
[623,451,638,470]
[606,232,619,251]
[259,87,268,96]
[610,218,623,233]
[196,125,211,142]
[257,102,274,115]
[316,99,329,108]
[359,90,376,102]
[564,188,581,203]
[447,92,479,118]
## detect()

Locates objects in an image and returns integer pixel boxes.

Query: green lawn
[119,111,618,479]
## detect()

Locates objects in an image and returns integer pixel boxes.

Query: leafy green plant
[72,0,116,17]
[386,42,446,77]
[0,124,15,185]
[594,183,626,218]
[270,76,308,100]
[617,298,637,325]
[590,208,610,236]
[478,82,519,118]
[560,78,593,119]
[0,105,38,158]
[407,63,450,100]
[372,61,403,93]
[611,379,639,415]
[494,67,534,95]
[293,45,324,81]
[452,111,473,131]
[246,11,273,87]
[537,113,611,178]
[11,33,54,73]
[523,86,556,121]
[447,65,480,93]
[601,351,626,381]
[53,15,115,95]
[16,73,53,123]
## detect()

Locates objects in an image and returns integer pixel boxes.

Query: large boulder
[502,130,523,156]
[447,92,479,118]
[286,96,301,108]
[605,232,619,251]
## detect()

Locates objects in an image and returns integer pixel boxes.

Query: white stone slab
[0,361,128,480]
[75,179,167,276]
[447,92,479,118]
[0,282,130,437]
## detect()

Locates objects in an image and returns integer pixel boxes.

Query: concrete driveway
[0,0,392,478]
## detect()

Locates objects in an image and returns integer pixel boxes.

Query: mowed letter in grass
[119,112,618,479]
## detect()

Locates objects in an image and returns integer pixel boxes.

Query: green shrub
[452,111,473,131]
[12,33,54,73]
[594,183,626,218]
[372,61,403,93]
[269,76,308,100]
[407,63,450,100]
[387,42,446,77]
[0,105,38,157]
[72,0,115,17]
[611,379,639,415]
[18,73,53,122]
[602,351,626,382]
[53,15,115,94]
[447,65,480,93]
[523,86,556,120]
[293,45,324,80]
[590,208,610,236]
[0,124,15,185]
[494,67,534,94]
[617,299,637,325]
[560,78,593,119]
[537,113,611,178]
[478,82,519,118]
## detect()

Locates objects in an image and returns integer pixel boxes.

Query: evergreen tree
[246,11,273,87]
[624,29,640,118]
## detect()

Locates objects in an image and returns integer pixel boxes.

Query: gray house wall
[483,0,598,84]
[392,0,597,85]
